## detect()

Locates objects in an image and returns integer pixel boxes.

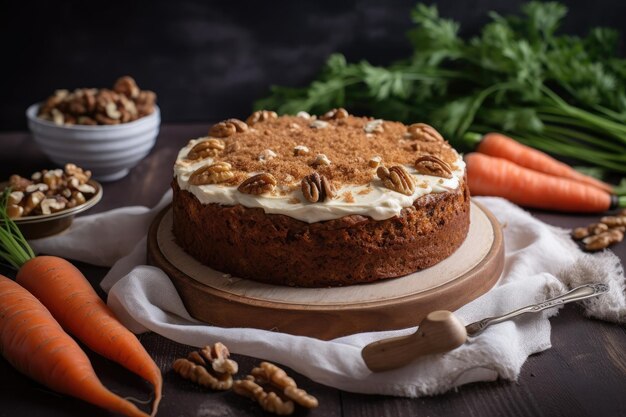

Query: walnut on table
[233,361,318,415]
[571,214,626,251]
[172,342,239,391]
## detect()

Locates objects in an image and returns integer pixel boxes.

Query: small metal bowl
[2,180,103,239]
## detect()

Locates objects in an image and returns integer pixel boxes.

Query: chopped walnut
[293,145,310,156]
[8,191,24,206]
[40,197,67,215]
[206,343,238,375]
[43,169,63,190]
[247,110,278,125]
[23,191,46,216]
[583,229,624,251]
[136,90,157,117]
[407,123,443,142]
[7,204,24,219]
[95,113,120,125]
[4,164,95,218]
[320,107,349,120]
[258,149,278,162]
[238,173,277,195]
[68,177,96,194]
[310,154,331,167]
[572,215,626,251]
[233,362,318,415]
[104,101,121,120]
[189,162,234,185]
[377,165,415,196]
[68,191,87,208]
[301,172,335,203]
[38,76,155,125]
[9,174,33,192]
[113,75,140,99]
[589,223,609,235]
[364,119,384,134]
[172,343,238,391]
[572,227,591,240]
[368,156,382,168]
[187,139,226,160]
[51,108,65,125]
[25,183,49,193]
[600,215,626,227]
[414,155,453,178]
[65,163,91,184]
[309,120,329,129]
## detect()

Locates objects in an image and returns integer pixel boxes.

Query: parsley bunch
[256,2,626,177]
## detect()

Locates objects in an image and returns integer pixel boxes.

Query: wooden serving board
[147,201,504,340]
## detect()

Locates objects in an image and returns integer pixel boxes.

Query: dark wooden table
[1,125,625,417]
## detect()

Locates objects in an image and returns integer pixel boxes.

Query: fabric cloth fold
[29,194,626,397]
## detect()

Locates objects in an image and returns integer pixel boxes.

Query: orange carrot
[465,152,619,213]
[15,256,162,417]
[477,133,613,193]
[0,190,161,416]
[0,275,149,417]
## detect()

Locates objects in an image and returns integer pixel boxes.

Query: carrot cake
[172,109,470,287]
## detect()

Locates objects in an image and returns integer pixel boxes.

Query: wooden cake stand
[147,201,504,340]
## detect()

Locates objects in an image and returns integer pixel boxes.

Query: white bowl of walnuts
[26,76,160,182]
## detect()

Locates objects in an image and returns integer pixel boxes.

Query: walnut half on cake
[172,109,470,287]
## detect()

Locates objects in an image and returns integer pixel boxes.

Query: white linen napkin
[30,193,626,397]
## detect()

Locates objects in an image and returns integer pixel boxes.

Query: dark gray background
[1,0,624,131]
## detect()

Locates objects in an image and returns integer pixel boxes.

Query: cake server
[361,283,609,372]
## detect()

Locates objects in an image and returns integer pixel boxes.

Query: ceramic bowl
[2,179,103,239]
[26,104,160,182]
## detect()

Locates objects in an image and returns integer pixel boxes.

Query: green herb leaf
[255,2,626,177]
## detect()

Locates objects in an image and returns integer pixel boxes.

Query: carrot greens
[256,2,626,180]
[0,190,35,269]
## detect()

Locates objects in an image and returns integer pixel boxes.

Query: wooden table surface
[1,125,625,417]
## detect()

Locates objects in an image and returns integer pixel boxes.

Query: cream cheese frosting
[174,138,465,223]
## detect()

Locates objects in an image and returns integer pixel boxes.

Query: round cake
[172,109,470,287]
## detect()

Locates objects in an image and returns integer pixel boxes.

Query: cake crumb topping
[191,112,458,190]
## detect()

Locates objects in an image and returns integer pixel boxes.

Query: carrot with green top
[473,132,613,193]
[0,275,150,417]
[0,190,162,416]
[465,152,625,213]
